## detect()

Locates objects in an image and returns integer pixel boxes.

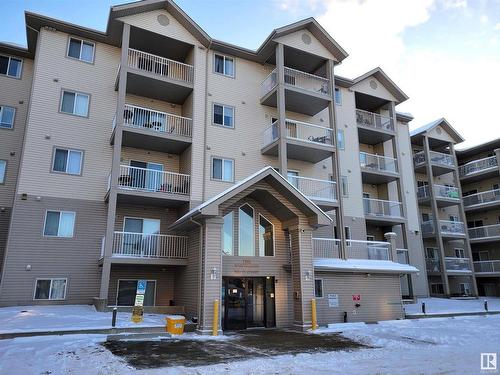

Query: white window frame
[60,90,90,117]
[0,160,6,185]
[116,279,157,307]
[213,53,235,77]
[334,87,342,105]
[449,215,459,222]
[454,248,465,258]
[212,103,235,128]
[0,54,22,78]
[67,37,95,63]
[459,283,471,295]
[426,247,439,259]
[341,176,348,197]
[211,157,234,182]
[33,278,67,300]
[238,203,255,257]
[52,147,83,175]
[222,211,234,256]
[258,213,275,257]
[314,278,324,298]
[43,210,76,238]
[0,105,15,129]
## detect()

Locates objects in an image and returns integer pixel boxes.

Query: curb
[405,310,500,319]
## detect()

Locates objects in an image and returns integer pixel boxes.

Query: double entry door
[122,217,161,257]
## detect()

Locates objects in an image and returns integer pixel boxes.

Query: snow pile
[404,297,500,315]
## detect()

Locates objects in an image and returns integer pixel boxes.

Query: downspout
[190,217,203,327]
[201,41,212,201]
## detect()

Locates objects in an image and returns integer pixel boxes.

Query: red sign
[352,294,361,301]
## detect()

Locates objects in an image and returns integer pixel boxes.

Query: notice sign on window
[328,293,339,308]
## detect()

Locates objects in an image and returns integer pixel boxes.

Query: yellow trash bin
[166,315,185,335]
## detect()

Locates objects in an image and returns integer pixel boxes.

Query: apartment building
[411,119,478,297]
[0,0,426,332]
[457,139,500,297]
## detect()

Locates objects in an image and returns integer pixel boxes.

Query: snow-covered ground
[1,315,499,374]
[0,305,166,334]
[404,297,500,315]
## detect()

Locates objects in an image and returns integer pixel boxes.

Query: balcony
[260,67,331,116]
[469,224,500,243]
[312,238,391,260]
[356,109,395,144]
[474,260,500,275]
[313,238,340,259]
[463,189,500,212]
[113,165,190,206]
[262,119,334,163]
[426,258,441,273]
[413,151,455,176]
[445,257,472,273]
[108,231,188,266]
[287,175,337,208]
[459,156,498,181]
[112,104,192,153]
[417,184,460,207]
[123,48,194,104]
[363,198,404,224]
[421,220,466,238]
[359,152,399,184]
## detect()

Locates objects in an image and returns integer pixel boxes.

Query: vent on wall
[301,33,312,45]
[369,80,378,90]
[157,14,170,26]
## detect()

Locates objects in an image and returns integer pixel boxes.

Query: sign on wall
[328,293,339,308]
[352,294,361,301]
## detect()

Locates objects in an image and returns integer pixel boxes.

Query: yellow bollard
[311,298,318,330]
[212,299,219,336]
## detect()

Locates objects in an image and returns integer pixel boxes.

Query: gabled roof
[409,117,464,143]
[169,166,332,231]
[352,67,409,104]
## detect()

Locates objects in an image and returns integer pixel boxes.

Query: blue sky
[1,0,499,148]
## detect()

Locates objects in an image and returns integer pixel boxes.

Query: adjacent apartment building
[0,0,426,332]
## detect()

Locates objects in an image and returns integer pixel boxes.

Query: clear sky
[1,0,499,149]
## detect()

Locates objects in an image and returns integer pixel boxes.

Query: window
[222,212,234,255]
[454,248,465,258]
[52,148,83,175]
[449,215,459,222]
[341,176,348,197]
[334,88,342,105]
[426,247,439,259]
[344,226,351,247]
[314,279,323,298]
[60,90,89,117]
[459,283,471,295]
[430,283,444,295]
[337,129,345,150]
[0,55,22,78]
[43,211,76,237]
[117,280,156,306]
[213,104,234,128]
[0,106,15,129]
[422,213,431,222]
[67,37,95,63]
[238,204,255,256]
[212,157,234,182]
[0,160,5,184]
[34,278,67,300]
[214,54,234,77]
[259,214,274,256]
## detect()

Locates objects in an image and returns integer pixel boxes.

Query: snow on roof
[314,258,419,274]
[409,118,444,137]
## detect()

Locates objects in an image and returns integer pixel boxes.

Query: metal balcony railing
[426,258,441,272]
[363,198,403,218]
[355,109,394,131]
[468,224,500,240]
[413,151,455,168]
[359,152,398,174]
[261,69,277,97]
[346,240,391,260]
[127,48,194,83]
[313,238,341,258]
[474,260,500,273]
[262,119,334,148]
[260,67,330,97]
[120,104,192,137]
[459,156,498,177]
[287,176,337,202]
[396,248,409,264]
[445,257,471,272]
[421,220,466,236]
[117,165,190,196]
[417,184,460,200]
[463,189,500,208]
[112,231,188,259]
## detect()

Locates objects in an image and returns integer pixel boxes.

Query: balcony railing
[313,238,340,258]
[120,104,192,137]
[469,224,500,240]
[413,151,455,168]
[346,240,391,260]
[445,257,471,272]
[417,184,460,200]
[112,231,188,259]
[355,109,394,131]
[421,220,465,236]
[463,189,500,208]
[474,260,500,273]
[260,67,330,98]
[117,165,190,196]
[127,48,194,84]
[363,198,403,218]
[459,156,498,177]
[426,258,441,272]
[287,176,337,202]
[396,248,409,264]
[359,152,398,174]
[262,119,334,148]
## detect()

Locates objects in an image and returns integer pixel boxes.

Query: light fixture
[304,270,312,281]
[211,267,218,280]
[266,276,270,280]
